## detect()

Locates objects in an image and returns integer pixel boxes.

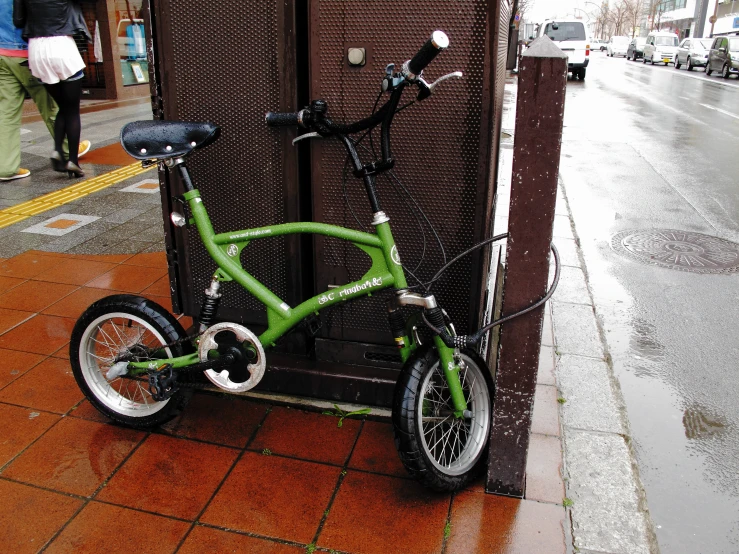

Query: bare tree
[517,0,535,20]
[607,0,629,36]
[592,2,611,39]
[624,0,647,37]
[647,0,669,31]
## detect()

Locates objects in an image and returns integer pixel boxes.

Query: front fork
[434,337,468,418]
[389,296,468,418]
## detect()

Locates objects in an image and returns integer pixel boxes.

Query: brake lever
[417,71,464,101]
[292,132,323,145]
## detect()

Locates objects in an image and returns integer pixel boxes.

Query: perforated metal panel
[310,1,499,344]
[151,0,300,325]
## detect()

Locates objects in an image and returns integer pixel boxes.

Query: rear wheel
[579,67,587,79]
[393,346,494,492]
[70,295,192,428]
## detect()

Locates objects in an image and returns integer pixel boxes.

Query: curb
[554,177,659,554]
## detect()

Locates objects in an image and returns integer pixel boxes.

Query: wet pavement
[560,51,739,553]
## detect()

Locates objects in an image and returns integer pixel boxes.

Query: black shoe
[50,151,66,172]
[65,161,84,178]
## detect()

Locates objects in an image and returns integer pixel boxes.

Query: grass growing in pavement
[557,397,567,404]
[322,404,372,427]
[444,521,452,539]
[563,497,574,507]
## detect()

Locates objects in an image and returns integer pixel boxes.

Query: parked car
[591,39,606,51]
[627,37,647,61]
[536,19,590,79]
[607,36,630,57]
[674,38,712,70]
[705,35,739,78]
[642,31,679,65]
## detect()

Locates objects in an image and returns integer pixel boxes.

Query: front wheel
[722,63,730,79]
[392,346,494,492]
[706,63,713,75]
[70,294,192,428]
[674,57,681,69]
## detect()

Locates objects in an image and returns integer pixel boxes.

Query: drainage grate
[611,229,739,274]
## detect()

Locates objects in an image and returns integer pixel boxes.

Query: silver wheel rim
[79,312,173,417]
[417,354,491,476]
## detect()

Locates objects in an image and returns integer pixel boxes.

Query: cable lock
[422,237,561,349]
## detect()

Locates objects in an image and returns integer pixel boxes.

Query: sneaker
[78,140,92,158]
[0,168,31,181]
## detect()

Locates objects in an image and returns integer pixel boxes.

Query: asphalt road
[559,51,739,553]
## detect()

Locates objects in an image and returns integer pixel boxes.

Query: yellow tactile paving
[0,162,153,230]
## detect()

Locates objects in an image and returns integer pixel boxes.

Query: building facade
[77,0,149,100]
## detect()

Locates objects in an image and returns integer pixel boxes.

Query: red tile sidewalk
[0,250,567,553]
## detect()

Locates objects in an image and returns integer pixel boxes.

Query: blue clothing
[0,0,27,52]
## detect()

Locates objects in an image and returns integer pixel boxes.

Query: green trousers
[0,55,67,178]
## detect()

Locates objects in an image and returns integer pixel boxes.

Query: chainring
[198,322,266,392]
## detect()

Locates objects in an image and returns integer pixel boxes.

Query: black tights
[44,79,82,165]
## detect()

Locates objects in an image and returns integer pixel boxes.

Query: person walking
[0,0,89,181]
[13,0,91,178]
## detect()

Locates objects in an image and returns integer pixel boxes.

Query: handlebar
[264,30,451,134]
[265,111,304,127]
[406,30,449,77]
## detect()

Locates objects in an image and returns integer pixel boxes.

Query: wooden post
[486,36,567,497]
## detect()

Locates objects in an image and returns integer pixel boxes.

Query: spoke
[424,415,452,440]
[97,325,122,354]
[439,423,455,466]
[428,420,453,453]
[108,319,131,350]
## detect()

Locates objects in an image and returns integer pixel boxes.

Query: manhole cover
[611,229,739,274]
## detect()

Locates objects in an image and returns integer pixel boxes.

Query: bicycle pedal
[302,315,323,337]
[147,364,179,401]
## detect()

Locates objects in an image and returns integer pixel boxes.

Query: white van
[536,19,590,79]
[642,31,679,65]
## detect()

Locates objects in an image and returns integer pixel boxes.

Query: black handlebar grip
[407,30,449,76]
[265,111,300,127]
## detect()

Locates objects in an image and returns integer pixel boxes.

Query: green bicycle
[70,31,557,492]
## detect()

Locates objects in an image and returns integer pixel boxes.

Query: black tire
[674,57,681,69]
[70,294,192,428]
[643,55,647,64]
[392,346,494,492]
[579,68,586,80]
[722,63,730,79]
[706,63,713,76]
[687,57,693,71]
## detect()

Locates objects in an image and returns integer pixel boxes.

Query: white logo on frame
[391,245,401,265]
[227,244,239,257]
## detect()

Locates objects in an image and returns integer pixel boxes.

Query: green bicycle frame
[128,188,468,416]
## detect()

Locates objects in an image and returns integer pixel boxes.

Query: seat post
[165,158,194,192]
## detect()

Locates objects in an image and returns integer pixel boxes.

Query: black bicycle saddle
[120,120,221,160]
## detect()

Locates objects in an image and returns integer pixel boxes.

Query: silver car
[674,38,712,70]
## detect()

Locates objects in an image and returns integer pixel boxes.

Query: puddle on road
[683,405,727,440]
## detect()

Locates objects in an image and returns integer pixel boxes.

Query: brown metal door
[309,1,502,350]
[148,0,302,332]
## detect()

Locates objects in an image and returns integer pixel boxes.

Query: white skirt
[28,36,85,85]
